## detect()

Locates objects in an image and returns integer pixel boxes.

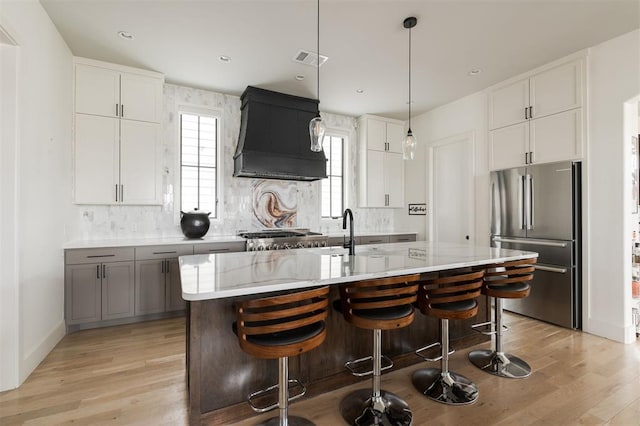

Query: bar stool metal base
[468,349,531,379]
[339,388,412,426]
[412,368,478,405]
[258,416,315,426]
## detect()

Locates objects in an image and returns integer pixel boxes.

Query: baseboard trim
[20,319,65,384]
[584,317,633,343]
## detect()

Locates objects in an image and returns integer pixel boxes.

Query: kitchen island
[179,241,537,425]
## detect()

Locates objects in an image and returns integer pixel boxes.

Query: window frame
[176,105,223,222]
[321,130,347,219]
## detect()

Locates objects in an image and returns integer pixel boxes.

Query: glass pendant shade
[309,116,326,152]
[403,129,417,160]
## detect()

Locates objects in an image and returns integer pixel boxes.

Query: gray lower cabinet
[389,234,417,243]
[134,244,193,314]
[65,247,135,325]
[358,235,391,245]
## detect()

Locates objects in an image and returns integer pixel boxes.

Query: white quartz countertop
[179,241,538,301]
[63,235,244,249]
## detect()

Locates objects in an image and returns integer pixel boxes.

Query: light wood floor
[1,314,638,425]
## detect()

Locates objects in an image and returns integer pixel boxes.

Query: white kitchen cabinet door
[488,78,529,130]
[385,152,404,207]
[74,114,119,204]
[366,118,387,151]
[102,261,135,320]
[489,122,529,171]
[386,122,404,154]
[530,109,582,165]
[120,73,163,123]
[120,120,161,205]
[364,150,386,207]
[530,60,583,120]
[75,64,119,118]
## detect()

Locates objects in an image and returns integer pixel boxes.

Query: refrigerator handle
[519,175,525,230]
[527,174,534,230]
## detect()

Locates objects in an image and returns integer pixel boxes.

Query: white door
[488,122,529,171]
[385,152,404,207]
[530,59,583,119]
[120,73,163,123]
[364,149,385,207]
[75,64,120,118]
[530,109,582,164]
[385,122,404,154]
[488,78,529,130]
[432,133,475,244]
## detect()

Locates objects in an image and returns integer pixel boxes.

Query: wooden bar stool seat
[337,274,420,426]
[234,286,330,426]
[412,270,484,405]
[469,258,536,379]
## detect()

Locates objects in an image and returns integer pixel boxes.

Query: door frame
[428,131,476,243]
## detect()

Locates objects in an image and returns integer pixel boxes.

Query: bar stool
[234,286,330,426]
[338,274,420,426]
[412,270,484,405]
[468,258,536,379]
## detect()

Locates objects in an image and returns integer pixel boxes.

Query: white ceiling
[41,0,639,120]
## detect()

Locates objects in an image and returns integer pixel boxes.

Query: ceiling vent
[293,49,328,67]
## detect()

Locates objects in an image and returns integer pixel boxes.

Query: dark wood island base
[186,286,490,426]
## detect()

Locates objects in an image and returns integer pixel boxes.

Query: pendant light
[403,17,417,160]
[309,0,325,152]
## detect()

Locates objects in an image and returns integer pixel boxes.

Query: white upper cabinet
[358,115,405,208]
[488,79,530,130]
[488,56,585,171]
[73,57,164,205]
[75,60,163,123]
[489,59,583,131]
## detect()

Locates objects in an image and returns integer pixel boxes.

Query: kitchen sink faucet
[342,208,355,256]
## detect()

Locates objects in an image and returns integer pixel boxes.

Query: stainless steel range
[239,229,328,251]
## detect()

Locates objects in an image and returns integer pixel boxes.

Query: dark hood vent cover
[234,86,327,181]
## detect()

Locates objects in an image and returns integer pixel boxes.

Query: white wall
[586,29,640,343]
[0,0,73,390]
[401,91,490,244]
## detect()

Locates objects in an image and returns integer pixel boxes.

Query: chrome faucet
[342,208,355,256]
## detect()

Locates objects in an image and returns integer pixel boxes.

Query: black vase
[180,210,211,239]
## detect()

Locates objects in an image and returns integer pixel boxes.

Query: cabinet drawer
[135,244,193,260]
[193,241,246,254]
[66,247,134,265]
[389,234,416,243]
[327,236,345,247]
[358,235,390,245]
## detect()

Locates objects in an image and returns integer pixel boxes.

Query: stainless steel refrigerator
[490,161,581,329]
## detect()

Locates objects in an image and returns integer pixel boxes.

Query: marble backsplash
[65,84,396,242]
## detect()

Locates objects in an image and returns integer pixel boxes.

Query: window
[321,134,345,218]
[180,112,219,218]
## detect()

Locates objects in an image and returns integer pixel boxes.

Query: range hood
[233,86,327,181]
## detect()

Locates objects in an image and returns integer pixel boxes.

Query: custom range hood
[233,86,327,181]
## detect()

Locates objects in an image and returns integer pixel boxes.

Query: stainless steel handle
[115,184,118,202]
[530,151,534,163]
[535,264,567,274]
[519,175,525,229]
[493,237,568,248]
[120,184,124,202]
[166,260,169,274]
[527,174,534,230]
[525,107,529,120]
[153,251,177,255]
[87,254,115,258]
[102,264,106,279]
[368,239,384,243]
[209,248,230,252]
[120,104,124,117]
[116,103,119,117]
[161,260,165,273]
[97,265,100,279]
[529,106,533,118]
[525,152,529,164]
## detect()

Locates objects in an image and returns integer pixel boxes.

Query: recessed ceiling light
[356,89,365,94]
[219,55,231,63]
[117,31,134,40]
[295,75,305,81]
[468,69,481,76]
